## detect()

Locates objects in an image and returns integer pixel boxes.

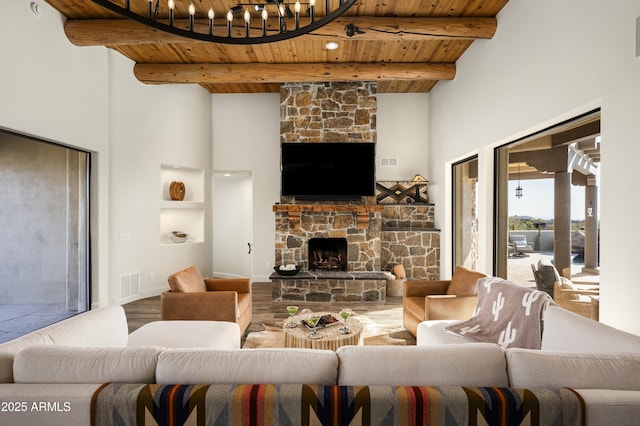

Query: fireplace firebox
[308,238,347,271]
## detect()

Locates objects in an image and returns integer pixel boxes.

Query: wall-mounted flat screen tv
[281,142,375,200]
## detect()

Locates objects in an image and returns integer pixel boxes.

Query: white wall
[429,0,640,334]
[0,0,212,307]
[108,53,212,303]
[212,94,281,282]
[377,94,430,182]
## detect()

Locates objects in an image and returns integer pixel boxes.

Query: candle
[261,8,268,36]
[227,10,233,37]
[244,9,250,38]
[147,0,153,19]
[294,1,300,30]
[168,0,174,26]
[208,8,214,35]
[309,0,315,23]
[188,3,195,32]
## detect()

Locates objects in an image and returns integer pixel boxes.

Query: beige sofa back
[507,348,640,390]
[13,345,161,384]
[156,348,339,385]
[0,306,129,383]
[336,344,509,386]
[542,306,640,353]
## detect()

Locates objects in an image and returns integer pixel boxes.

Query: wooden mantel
[273,204,384,229]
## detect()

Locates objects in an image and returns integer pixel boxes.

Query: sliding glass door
[0,130,90,342]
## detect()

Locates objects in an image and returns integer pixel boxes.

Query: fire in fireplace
[308,238,348,271]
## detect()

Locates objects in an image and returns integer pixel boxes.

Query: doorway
[212,171,254,279]
[494,110,601,287]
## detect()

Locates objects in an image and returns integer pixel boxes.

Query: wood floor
[123,282,412,343]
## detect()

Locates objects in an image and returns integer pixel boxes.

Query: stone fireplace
[270,81,439,303]
[308,237,347,271]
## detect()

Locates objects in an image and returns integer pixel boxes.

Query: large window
[494,110,600,287]
[453,156,479,272]
[0,130,90,343]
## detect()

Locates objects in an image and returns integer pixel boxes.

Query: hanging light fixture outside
[91,0,356,45]
[515,163,523,198]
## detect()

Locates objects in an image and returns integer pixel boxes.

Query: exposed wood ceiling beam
[551,121,601,146]
[133,62,456,85]
[64,17,497,46]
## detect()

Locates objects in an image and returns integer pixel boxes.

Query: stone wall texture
[381,205,440,280]
[274,207,382,272]
[280,82,377,143]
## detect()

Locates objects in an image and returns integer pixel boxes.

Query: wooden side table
[283,312,363,351]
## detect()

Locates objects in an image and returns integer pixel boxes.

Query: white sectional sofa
[0,305,639,425]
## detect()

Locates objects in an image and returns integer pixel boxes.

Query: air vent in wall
[120,272,140,298]
[380,157,398,167]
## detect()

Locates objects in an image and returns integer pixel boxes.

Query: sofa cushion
[156,348,338,385]
[336,344,508,387]
[127,321,240,349]
[13,345,162,384]
[446,266,486,296]
[506,348,640,391]
[542,305,640,352]
[167,265,207,293]
[416,320,476,346]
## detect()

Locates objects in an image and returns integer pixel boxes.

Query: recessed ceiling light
[325,41,339,50]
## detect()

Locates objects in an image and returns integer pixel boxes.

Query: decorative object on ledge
[90,0,356,45]
[170,231,188,243]
[376,175,429,204]
[169,181,186,201]
[274,264,301,276]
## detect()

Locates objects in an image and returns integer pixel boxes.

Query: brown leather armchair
[161,266,252,334]
[403,266,486,336]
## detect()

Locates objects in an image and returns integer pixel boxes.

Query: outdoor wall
[0,136,74,303]
[429,0,640,334]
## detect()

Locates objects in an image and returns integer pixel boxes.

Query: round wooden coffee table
[283,311,363,350]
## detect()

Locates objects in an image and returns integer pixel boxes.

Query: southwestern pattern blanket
[90,383,584,426]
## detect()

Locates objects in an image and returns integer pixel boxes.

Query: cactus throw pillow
[444,277,554,349]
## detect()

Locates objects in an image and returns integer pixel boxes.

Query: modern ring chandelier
[91,0,357,44]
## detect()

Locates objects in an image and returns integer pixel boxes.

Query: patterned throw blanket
[90,383,585,426]
[445,277,554,349]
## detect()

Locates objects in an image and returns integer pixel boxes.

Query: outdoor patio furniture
[510,235,534,256]
[531,259,560,297]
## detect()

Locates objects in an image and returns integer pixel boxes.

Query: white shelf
[160,201,205,209]
[159,164,205,245]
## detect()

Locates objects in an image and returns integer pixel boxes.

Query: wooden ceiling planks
[45,0,510,93]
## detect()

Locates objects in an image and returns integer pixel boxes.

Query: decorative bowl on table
[274,264,301,276]
[170,231,188,243]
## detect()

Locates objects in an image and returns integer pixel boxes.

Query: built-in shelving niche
[159,164,205,245]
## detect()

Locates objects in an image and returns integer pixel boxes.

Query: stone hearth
[270,271,388,303]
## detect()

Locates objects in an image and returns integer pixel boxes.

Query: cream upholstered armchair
[161,266,252,334]
[554,277,599,320]
[403,266,487,337]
